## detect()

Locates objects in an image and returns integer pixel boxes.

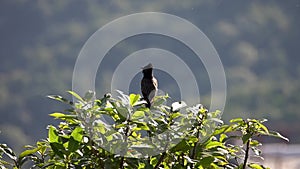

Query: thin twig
[191,113,205,160]
[120,124,130,169]
[154,152,166,169]
[119,157,125,169]
[243,138,250,169]
[191,126,200,159]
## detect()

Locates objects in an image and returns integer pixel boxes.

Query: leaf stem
[191,112,205,160]
[243,138,250,169]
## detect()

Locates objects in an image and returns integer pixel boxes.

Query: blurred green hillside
[0,0,299,153]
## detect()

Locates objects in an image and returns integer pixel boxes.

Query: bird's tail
[144,98,151,108]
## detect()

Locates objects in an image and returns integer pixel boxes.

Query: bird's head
[141,63,153,70]
[141,63,153,75]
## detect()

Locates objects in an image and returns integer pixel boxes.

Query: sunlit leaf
[132,111,145,120]
[230,118,244,124]
[48,125,59,143]
[258,124,269,134]
[267,131,289,142]
[67,90,84,102]
[47,95,73,105]
[135,122,150,131]
[219,134,227,143]
[250,140,261,147]
[71,127,83,142]
[49,112,76,119]
[19,147,41,159]
[248,163,264,169]
[205,141,223,149]
[187,136,198,144]
[129,94,140,106]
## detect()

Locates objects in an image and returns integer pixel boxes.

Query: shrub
[0,91,288,169]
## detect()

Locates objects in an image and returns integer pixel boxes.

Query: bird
[141,63,158,108]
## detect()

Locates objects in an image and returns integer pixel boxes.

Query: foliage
[0,91,288,169]
[1,1,300,149]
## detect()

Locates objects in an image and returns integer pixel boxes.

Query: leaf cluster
[0,91,288,169]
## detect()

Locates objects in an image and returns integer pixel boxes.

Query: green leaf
[84,90,95,102]
[267,131,289,142]
[152,96,166,107]
[242,133,252,144]
[68,137,80,153]
[0,144,17,161]
[129,94,140,106]
[135,122,150,131]
[116,106,129,120]
[49,112,77,119]
[213,125,233,135]
[205,141,223,149]
[95,123,107,134]
[71,127,83,142]
[37,141,47,155]
[170,139,190,153]
[230,118,244,124]
[132,111,145,120]
[250,140,261,147]
[219,134,227,142]
[170,112,182,119]
[150,157,158,166]
[49,112,66,118]
[67,90,84,102]
[19,147,41,159]
[50,143,65,158]
[249,119,269,134]
[48,125,59,143]
[258,123,269,134]
[199,105,208,114]
[248,163,264,169]
[47,95,73,105]
[199,156,214,167]
[0,159,11,166]
[187,136,198,144]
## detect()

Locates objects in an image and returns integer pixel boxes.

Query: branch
[119,124,130,169]
[154,152,166,169]
[243,138,250,169]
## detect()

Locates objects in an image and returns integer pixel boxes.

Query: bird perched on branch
[141,63,158,108]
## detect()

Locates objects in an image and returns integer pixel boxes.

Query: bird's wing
[148,77,158,103]
[141,78,152,97]
[153,77,158,89]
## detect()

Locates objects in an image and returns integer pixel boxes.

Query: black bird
[141,63,158,108]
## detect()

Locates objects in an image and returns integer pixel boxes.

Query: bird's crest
[142,63,153,70]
